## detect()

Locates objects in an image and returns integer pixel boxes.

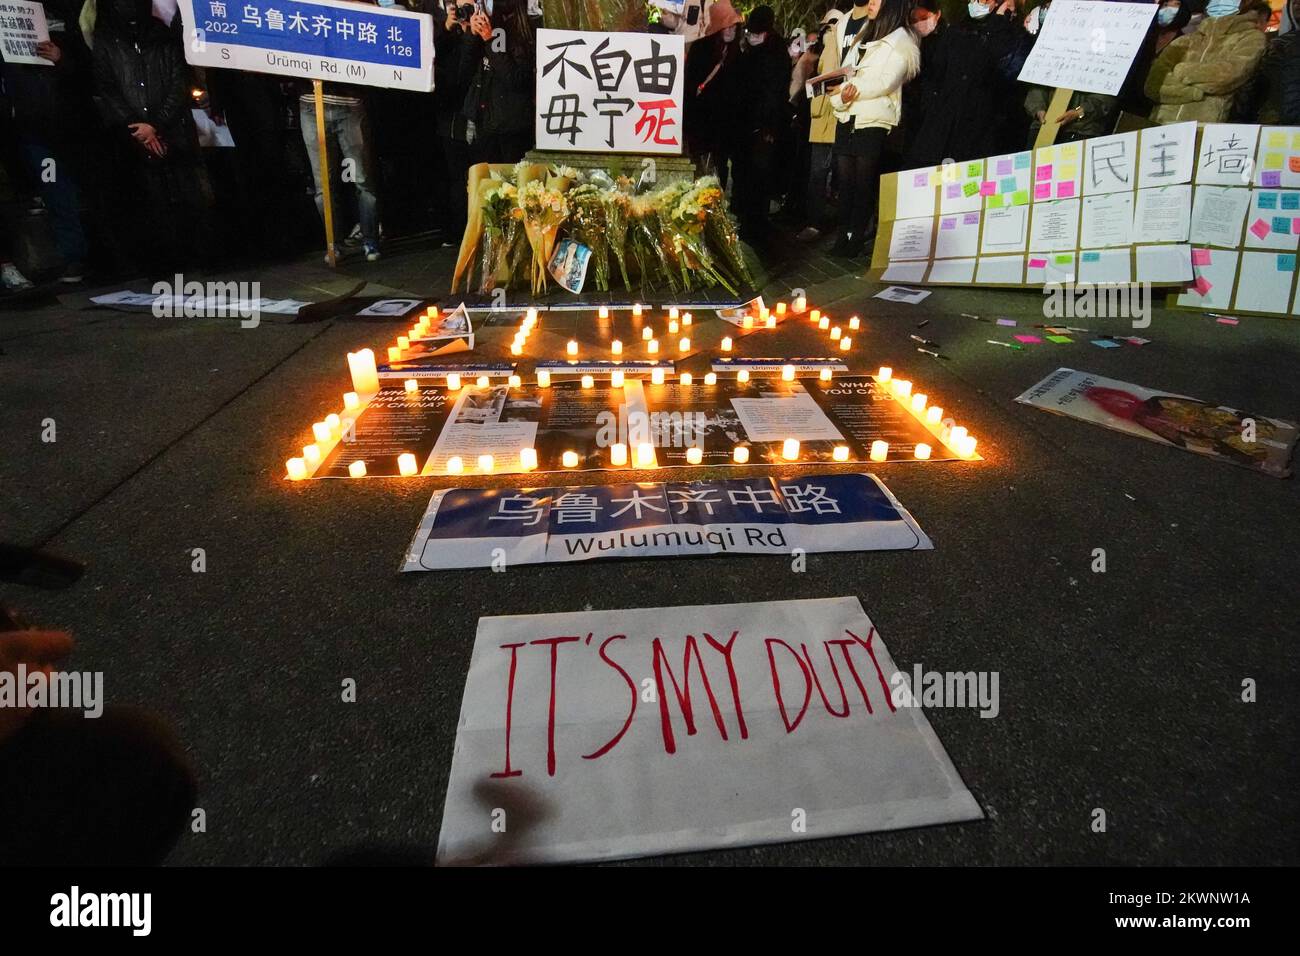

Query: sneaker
[2,262,34,291]
[363,241,380,262]
[58,263,86,284]
[344,224,363,246]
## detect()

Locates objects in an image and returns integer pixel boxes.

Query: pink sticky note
[1216,317,1239,325]
[1028,257,1048,268]
[1035,182,1051,200]
[1250,218,1271,240]
[1193,275,1213,296]
[1191,248,1212,266]
[1057,181,1076,199]
[1036,165,1053,181]
[941,217,957,230]
[979,181,996,196]
[1014,334,1043,344]
[1293,218,1300,235]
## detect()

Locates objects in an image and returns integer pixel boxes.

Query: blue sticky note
[1279,254,1297,272]
[1014,153,1031,169]
[1082,251,1101,263]
[999,177,1017,193]
[1258,192,1278,209]
[1091,339,1121,349]
[1282,194,1300,211]
[1273,216,1291,234]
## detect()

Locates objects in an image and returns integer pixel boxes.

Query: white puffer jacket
[830,24,922,130]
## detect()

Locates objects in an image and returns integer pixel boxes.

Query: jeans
[19,135,88,265]
[300,99,379,246]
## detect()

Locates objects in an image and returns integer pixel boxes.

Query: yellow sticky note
[988,193,1005,209]
[1293,132,1300,150]
[1037,147,1052,164]
[1062,144,1080,161]
[942,164,959,183]
[1058,165,1077,182]
[1264,152,1284,170]
[1267,131,1287,149]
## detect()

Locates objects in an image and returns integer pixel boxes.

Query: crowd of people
[2,0,1297,292]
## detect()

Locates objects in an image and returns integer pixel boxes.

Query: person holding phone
[460,0,536,165]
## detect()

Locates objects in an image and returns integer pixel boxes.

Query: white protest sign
[535,28,685,155]
[0,0,50,66]
[176,0,433,92]
[437,596,982,865]
[1017,0,1155,96]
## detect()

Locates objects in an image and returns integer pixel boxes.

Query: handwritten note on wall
[1017,0,1156,96]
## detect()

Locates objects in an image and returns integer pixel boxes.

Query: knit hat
[747,4,776,35]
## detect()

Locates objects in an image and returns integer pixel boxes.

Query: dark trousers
[732,131,777,242]
[805,142,835,230]
[471,130,532,167]
[834,126,888,247]
[439,134,472,240]
[0,706,195,865]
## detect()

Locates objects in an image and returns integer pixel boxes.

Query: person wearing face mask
[903,0,1023,169]
[795,8,847,242]
[899,0,944,165]
[684,0,745,188]
[731,5,792,248]
[92,0,213,273]
[1144,0,1268,125]
[826,0,921,258]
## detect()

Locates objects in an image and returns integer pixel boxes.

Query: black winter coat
[92,23,196,157]
[735,39,791,138]
[461,32,535,136]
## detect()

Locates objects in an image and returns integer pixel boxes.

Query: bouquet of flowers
[520,178,570,295]
[567,183,610,293]
[698,178,756,291]
[478,176,521,293]
[628,192,680,296]
[601,188,634,291]
[666,177,739,296]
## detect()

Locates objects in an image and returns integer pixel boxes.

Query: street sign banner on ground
[402,472,931,571]
[177,0,434,92]
[1016,368,1299,477]
[437,596,982,865]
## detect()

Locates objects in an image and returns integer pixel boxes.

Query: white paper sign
[1016,0,1156,96]
[0,0,50,65]
[535,28,685,154]
[436,597,983,865]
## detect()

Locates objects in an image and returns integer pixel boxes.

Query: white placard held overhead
[1017,0,1156,96]
[535,28,685,154]
[0,0,51,65]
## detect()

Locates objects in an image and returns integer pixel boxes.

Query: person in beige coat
[1144,2,1268,125]
[796,8,845,241]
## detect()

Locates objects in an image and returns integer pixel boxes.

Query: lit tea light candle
[678,337,690,352]
[870,440,889,461]
[562,451,579,468]
[737,369,750,383]
[632,303,643,317]
[388,346,401,362]
[776,302,787,316]
[478,454,494,472]
[679,372,692,386]
[765,316,776,329]
[404,378,418,393]
[474,375,487,388]
[286,457,307,481]
[312,421,331,444]
[841,335,853,349]
[647,339,659,354]
[926,406,943,425]
[598,305,609,319]
[911,393,927,413]
[958,435,978,458]
[398,453,418,477]
[704,372,717,385]
[782,364,795,381]
[651,367,665,385]
[610,443,628,466]
[581,374,594,389]
[346,349,379,394]
[343,391,360,411]
[830,327,841,340]
[324,413,342,436]
[895,379,912,399]
[643,326,654,340]
[520,447,538,470]
[721,336,733,351]
[848,316,860,331]
[635,442,656,467]
[668,306,679,320]
[820,368,833,382]
[303,444,322,466]
[526,307,538,322]
[733,445,750,464]
[833,445,850,462]
[914,443,932,460]
[510,342,523,356]
[794,295,807,314]
[567,340,578,356]
[686,446,703,465]
[949,426,968,446]
[612,369,625,388]
[682,313,692,326]
[446,455,464,474]
[611,339,623,355]
[508,374,522,388]
[743,316,754,329]
[759,306,770,321]
[397,335,409,350]
[878,366,893,383]
[426,306,439,318]
[537,370,551,388]
[810,309,820,323]
[818,317,830,331]
[446,372,461,391]
[668,319,679,334]
[782,438,800,461]
[348,460,367,478]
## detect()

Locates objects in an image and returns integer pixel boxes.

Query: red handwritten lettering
[765,638,812,733]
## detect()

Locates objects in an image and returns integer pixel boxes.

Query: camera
[455,3,475,20]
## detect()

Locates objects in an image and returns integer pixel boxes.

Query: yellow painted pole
[1033,87,1075,151]
[314,80,337,268]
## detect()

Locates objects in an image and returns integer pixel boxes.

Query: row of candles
[875,365,978,459]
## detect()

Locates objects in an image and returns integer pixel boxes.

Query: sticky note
[946,184,961,199]
[1035,182,1052,200]
[1258,192,1278,209]
[1036,147,1052,163]
[1267,131,1287,149]
[966,161,982,178]
[1279,254,1298,272]
[1281,193,1300,210]
[942,164,959,183]
[1028,258,1048,269]
[1191,248,1212,266]
[1290,156,1300,173]
[1264,152,1284,170]
[963,181,980,197]
[1045,327,1068,334]
[980,181,996,196]
[1014,334,1042,344]
[1058,165,1077,182]
[913,172,929,188]
[997,317,1018,325]
[988,193,1005,208]
[1062,144,1080,160]
[1082,251,1101,263]
[1250,218,1271,240]
[1054,253,1073,265]
[1126,337,1150,346]
[1036,165,1053,181]
[1047,335,1073,344]
[1000,177,1017,193]
[963,212,980,225]
[1012,190,1030,206]
[1216,317,1238,325]
[1057,181,1076,199]
[1293,133,1300,149]
[996,158,1013,176]
[1091,339,1120,349]
[1294,218,1300,234]
[1193,275,1213,296]
[1015,153,1032,170]
[941,217,957,230]
[1273,216,1291,234]
[1262,171,1282,187]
